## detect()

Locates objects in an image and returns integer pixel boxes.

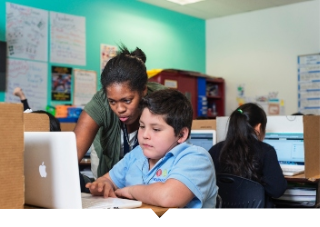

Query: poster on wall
[6,2,48,61]
[297,54,320,115]
[51,66,72,101]
[73,69,97,106]
[50,12,86,65]
[5,59,47,110]
[100,44,117,76]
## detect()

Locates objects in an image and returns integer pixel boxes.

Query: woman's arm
[74,111,99,163]
[115,179,194,208]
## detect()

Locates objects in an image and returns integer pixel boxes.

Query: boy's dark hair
[32,110,61,132]
[100,44,147,95]
[220,102,267,182]
[140,89,193,137]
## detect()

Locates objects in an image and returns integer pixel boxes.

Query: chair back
[215,194,222,208]
[217,173,265,208]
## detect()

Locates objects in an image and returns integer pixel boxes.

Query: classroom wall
[206,0,320,116]
[0,0,205,106]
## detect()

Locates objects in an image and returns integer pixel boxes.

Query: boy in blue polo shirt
[86,89,218,208]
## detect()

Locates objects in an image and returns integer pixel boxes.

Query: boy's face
[138,108,180,163]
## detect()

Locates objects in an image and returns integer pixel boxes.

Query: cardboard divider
[192,119,216,130]
[0,103,50,208]
[303,115,320,179]
[60,122,76,131]
[24,113,49,132]
[0,103,24,208]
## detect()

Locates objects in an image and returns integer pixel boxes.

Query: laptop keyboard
[281,164,304,176]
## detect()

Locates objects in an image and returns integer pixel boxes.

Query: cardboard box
[191,119,216,130]
[0,103,24,208]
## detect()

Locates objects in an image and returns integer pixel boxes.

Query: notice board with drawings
[5,59,47,111]
[6,2,48,61]
[73,69,97,106]
[298,54,320,115]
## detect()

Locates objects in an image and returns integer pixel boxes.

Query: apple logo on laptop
[39,162,47,177]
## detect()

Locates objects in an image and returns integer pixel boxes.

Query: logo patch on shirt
[153,169,167,182]
[156,169,162,177]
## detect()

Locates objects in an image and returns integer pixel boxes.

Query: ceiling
[138,0,314,19]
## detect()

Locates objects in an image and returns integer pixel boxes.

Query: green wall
[0,0,205,106]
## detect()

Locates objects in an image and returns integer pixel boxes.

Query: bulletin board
[297,54,320,115]
[4,2,88,108]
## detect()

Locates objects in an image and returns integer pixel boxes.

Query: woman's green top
[84,82,166,177]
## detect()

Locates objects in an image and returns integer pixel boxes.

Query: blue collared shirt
[109,142,218,208]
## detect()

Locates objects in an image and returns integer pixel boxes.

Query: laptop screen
[263,132,304,165]
[188,130,216,151]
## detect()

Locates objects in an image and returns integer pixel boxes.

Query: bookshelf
[205,77,225,118]
[148,69,225,119]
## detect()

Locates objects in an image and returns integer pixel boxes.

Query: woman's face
[106,82,147,125]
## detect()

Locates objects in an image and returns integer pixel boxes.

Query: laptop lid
[24,132,142,209]
[188,129,216,151]
[24,132,83,209]
[263,132,304,165]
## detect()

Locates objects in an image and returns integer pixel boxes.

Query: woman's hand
[85,176,117,198]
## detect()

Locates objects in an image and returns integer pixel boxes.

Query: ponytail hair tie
[237,109,243,114]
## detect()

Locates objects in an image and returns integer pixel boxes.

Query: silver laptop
[24,132,142,209]
[188,129,216,151]
[263,132,305,176]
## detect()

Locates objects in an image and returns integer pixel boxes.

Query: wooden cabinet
[148,69,225,119]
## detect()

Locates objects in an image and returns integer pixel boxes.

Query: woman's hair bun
[118,44,146,63]
[131,47,146,63]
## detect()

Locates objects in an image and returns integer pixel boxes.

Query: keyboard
[81,193,142,209]
[281,164,305,176]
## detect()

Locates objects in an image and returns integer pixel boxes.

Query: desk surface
[285,173,320,183]
[24,203,169,217]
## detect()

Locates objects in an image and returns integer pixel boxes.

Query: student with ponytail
[74,44,166,192]
[208,103,287,207]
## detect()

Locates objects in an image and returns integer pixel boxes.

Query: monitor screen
[263,132,304,164]
[188,129,216,151]
[0,41,7,91]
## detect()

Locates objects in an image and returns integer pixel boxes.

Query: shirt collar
[166,142,191,156]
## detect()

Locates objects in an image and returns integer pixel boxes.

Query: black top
[209,140,287,208]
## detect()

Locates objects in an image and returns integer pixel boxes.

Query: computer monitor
[188,129,216,151]
[0,41,6,91]
[263,132,304,165]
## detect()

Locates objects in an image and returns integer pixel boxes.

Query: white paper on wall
[50,12,86,65]
[5,59,48,111]
[6,2,48,61]
[73,69,96,106]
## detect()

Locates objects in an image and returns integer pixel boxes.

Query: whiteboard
[50,12,86,65]
[73,69,97,106]
[298,54,320,115]
[6,2,48,61]
[5,59,48,111]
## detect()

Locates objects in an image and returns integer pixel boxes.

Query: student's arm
[85,173,118,198]
[115,179,194,208]
[74,111,99,163]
